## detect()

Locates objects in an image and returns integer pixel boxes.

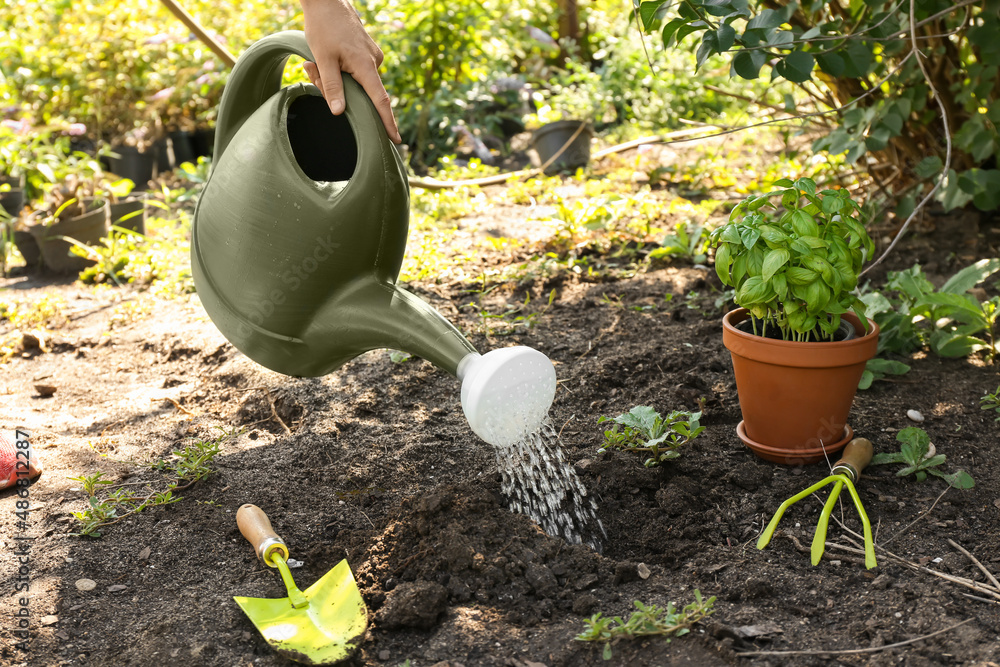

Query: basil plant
[710,177,875,342]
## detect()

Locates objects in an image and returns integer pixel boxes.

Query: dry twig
[947,538,1000,593]
[735,618,973,657]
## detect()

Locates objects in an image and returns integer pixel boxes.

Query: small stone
[637,563,651,580]
[75,579,97,592]
[41,615,59,626]
[138,546,151,560]
[34,384,57,397]
[907,409,924,423]
[525,662,549,667]
[55,630,70,640]
[107,584,127,592]
[378,650,391,661]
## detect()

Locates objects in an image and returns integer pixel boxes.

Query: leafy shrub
[637,0,1000,211]
[861,259,1000,361]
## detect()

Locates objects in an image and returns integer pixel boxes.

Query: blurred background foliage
[3,0,996,215]
[0,0,778,164]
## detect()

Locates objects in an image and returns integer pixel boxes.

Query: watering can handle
[212,31,384,163]
[237,503,290,567]
[831,438,873,483]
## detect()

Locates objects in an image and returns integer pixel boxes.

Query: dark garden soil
[2,201,1000,667]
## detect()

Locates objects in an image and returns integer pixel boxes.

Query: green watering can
[192,31,555,446]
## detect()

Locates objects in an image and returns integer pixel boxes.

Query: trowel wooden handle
[237,504,289,566]
[832,438,873,482]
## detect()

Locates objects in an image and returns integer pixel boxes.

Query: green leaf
[790,210,820,237]
[870,452,907,465]
[775,50,816,83]
[696,39,715,69]
[703,0,738,16]
[732,49,767,79]
[940,258,1000,294]
[786,266,817,285]
[857,369,874,389]
[639,0,669,30]
[821,195,841,215]
[931,469,975,489]
[714,242,733,285]
[772,272,787,299]
[794,178,816,195]
[815,51,845,76]
[737,275,764,303]
[841,41,873,77]
[746,8,783,30]
[914,156,943,179]
[882,112,903,135]
[931,333,986,357]
[866,125,892,152]
[614,405,660,435]
[896,427,930,456]
[715,23,736,52]
[662,18,688,46]
[739,226,761,249]
[941,169,975,211]
[761,248,790,281]
[865,358,911,374]
[921,291,984,316]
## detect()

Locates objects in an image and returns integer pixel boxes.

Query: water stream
[490,416,605,552]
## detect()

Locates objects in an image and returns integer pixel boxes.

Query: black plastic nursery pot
[1,174,25,218]
[169,131,197,166]
[531,120,592,175]
[191,127,216,158]
[31,199,110,273]
[107,146,157,187]
[13,229,41,269]
[110,198,147,235]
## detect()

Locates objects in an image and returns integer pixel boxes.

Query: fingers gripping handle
[237,504,289,567]
[831,438,874,483]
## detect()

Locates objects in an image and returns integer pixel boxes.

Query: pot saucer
[736,421,854,466]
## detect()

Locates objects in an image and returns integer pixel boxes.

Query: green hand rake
[757,438,877,569]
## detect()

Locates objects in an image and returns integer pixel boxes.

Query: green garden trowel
[191,31,556,447]
[757,437,877,569]
[235,504,367,664]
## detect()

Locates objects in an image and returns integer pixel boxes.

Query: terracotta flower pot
[722,308,879,465]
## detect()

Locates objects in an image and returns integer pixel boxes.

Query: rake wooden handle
[832,438,873,482]
[237,504,289,566]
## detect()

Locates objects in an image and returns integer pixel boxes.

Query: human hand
[300,0,401,143]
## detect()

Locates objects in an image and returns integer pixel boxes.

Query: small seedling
[69,428,236,537]
[597,406,704,467]
[870,427,974,489]
[980,385,1000,422]
[576,590,715,660]
[858,358,911,389]
[388,350,412,364]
